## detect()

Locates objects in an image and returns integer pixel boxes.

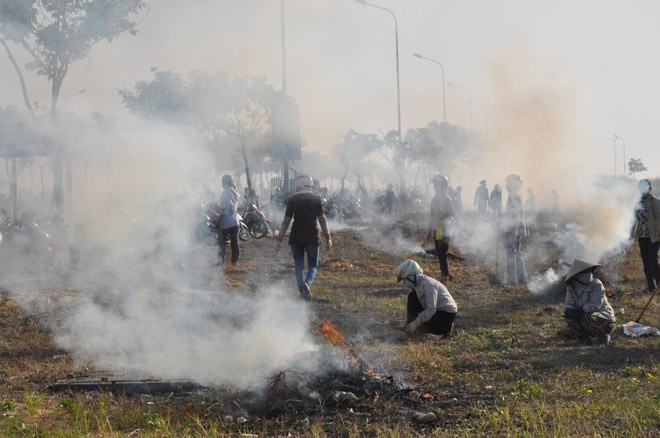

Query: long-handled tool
[635,285,658,323]
[488,236,504,285]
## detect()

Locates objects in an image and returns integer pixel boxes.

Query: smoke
[53,285,317,387]
[0,116,332,388]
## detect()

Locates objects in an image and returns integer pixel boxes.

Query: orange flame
[313,318,377,378]
[313,318,348,347]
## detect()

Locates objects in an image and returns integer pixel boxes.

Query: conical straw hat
[565,259,601,282]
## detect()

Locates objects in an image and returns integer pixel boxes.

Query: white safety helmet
[638,179,652,195]
[395,259,423,283]
[296,174,314,189]
[505,174,523,192]
[431,174,449,188]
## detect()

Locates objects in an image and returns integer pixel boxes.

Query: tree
[404,121,481,184]
[372,121,481,193]
[628,158,647,178]
[331,130,381,192]
[0,0,147,213]
[121,70,279,197]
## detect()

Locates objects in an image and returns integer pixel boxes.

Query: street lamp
[280,0,290,195]
[280,0,287,94]
[447,82,472,129]
[354,0,401,145]
[413,53,446,123]
[64,89,86,112]
[613,135,626,177]
[606,136,617,175]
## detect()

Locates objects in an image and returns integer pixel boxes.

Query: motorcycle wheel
[250,221,271,239]
[239,222,250,241]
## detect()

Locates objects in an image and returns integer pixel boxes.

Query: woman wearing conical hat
[563,259,615,345]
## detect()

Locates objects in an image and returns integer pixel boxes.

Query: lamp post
[280,0,287,94]
[64,89,86,112]
[280,0,290,195]
[354,0,401,145]
[447,82,472,129]
[413,53,446,123]
[606,136,617,175]
[613,135,626,177]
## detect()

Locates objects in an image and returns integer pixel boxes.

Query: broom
[635,285,658,323]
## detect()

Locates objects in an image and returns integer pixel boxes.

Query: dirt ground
[0,212,658,436]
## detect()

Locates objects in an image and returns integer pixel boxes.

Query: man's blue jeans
[291,245,320,294]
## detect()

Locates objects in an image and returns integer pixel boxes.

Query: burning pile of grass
[230,319,447,422]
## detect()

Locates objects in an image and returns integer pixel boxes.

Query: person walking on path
[276,174,332,300]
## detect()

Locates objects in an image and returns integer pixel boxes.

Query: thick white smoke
[2,117,325,388]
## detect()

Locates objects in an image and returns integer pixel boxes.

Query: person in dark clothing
[384,184,396,214]
[474,180,489,216]
[489,184,503,216]
[276,175,332,300]
[632,179,660,292]
[428,175,454,282]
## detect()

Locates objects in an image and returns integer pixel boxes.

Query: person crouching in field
[564,259,616,345]
[395,259,458,339]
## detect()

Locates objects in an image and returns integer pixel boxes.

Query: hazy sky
[1,0,658,180]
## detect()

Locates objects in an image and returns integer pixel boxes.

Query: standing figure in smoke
[396,259,458,338]
[503,174,527,285]
[474,180,489,216]
[454,186,463,211]
[384,183,396,214]
[215,174,241,268]
[632,179,660,292]
[489,184,503,217]
[428,175,455,282]
[563,259,615,345]
[276,175,332,300]
[525,187,536,210]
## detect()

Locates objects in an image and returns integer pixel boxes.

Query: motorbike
[0,211,60,274]
[194,203,249,246]
[325,194,362,221]
[241,203,273,238]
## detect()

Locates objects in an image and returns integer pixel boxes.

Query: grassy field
[0,213,658,437]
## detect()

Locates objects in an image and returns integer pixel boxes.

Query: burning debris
[46,317,454,425]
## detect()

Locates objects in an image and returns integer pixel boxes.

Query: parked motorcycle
[241,203,273,238]
[0,211,61,274]
[0,211,54,255]
[324,194,362,221]
[194,203,249,245]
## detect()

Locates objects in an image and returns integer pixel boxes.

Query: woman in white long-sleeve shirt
[395,259,458,338]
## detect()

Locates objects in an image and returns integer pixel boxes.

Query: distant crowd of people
[207,171,657,347]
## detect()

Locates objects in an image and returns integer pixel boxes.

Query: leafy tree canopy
[0,0,146,85]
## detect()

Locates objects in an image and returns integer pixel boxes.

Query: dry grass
[0,213,659,436]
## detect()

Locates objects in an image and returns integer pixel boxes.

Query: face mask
[574,271,593,285]
[639,182,651,196]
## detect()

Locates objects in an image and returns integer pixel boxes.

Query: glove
[404,317,423,335]
[326,239,333,250]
